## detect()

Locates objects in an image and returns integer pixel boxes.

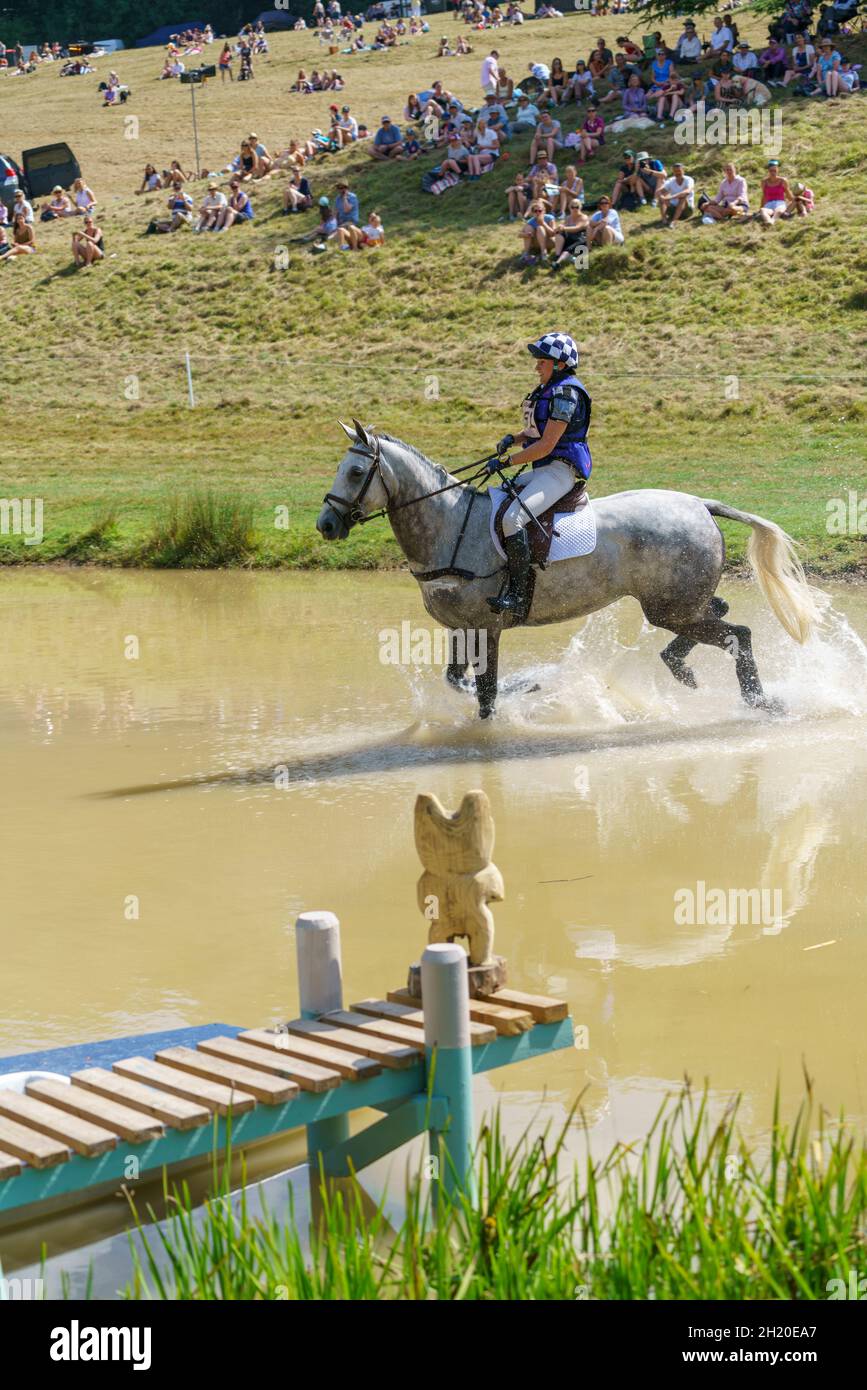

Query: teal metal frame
[0,1019,574,1217]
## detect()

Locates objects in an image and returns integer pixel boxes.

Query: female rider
[486,332,592,622]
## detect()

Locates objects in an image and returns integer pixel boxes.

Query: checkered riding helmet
[527,332,579,369]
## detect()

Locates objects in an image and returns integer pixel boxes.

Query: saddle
[493,477,587,567]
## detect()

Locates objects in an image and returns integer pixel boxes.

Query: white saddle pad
[488,486,597,564]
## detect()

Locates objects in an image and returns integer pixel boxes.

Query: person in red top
[758,159,791,227]
[616,35,644,63]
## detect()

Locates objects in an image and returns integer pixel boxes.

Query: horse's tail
[702,499,823,645]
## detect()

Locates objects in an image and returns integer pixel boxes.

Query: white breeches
[502,460,577,537]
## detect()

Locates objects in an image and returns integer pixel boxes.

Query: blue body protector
[523,373,593,479]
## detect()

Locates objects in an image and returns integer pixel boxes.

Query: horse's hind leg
[658,607,779,711]
[659,597,729,690]
[445,657,473,694]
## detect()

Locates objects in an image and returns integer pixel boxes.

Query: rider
[487,332,592,621]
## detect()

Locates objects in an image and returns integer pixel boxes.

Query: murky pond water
[1,569,865,1282]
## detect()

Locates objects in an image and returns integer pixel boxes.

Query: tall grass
[124,1081,867,1300]
[135,490,256,568]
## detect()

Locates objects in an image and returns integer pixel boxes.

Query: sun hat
[318,195,330,205]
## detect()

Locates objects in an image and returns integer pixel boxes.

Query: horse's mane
[375,431,478,493]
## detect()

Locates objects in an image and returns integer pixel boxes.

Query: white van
[92,38,125,52]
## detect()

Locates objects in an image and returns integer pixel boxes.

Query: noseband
[322,439,392,529]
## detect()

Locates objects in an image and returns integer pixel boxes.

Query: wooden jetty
[0,791,573,1222]
[0,917,572,1220]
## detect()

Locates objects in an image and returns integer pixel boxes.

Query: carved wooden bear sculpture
[415,790,504,966]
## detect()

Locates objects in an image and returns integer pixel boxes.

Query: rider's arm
[508,418,567,467]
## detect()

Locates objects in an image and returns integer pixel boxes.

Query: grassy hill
[0,10,865,572]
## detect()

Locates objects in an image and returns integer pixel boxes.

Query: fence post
[296,910,350,1171]
[422,943,475,1203]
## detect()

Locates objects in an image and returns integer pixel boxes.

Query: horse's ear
[352,418,372,449]
[338,419,356,442]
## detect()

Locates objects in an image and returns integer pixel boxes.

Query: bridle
[322,439,391,530]
[321,435,497,532]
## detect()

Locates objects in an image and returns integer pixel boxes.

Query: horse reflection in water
[317,420,823,719]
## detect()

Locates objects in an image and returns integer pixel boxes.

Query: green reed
[123,1081,867,1300]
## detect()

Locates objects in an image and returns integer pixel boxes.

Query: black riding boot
[487,529,533,623]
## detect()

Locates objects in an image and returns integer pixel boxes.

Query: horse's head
[317,419,392,541]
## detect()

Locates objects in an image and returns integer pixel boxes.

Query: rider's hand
[496,434,515,454]
[485,455,502,474]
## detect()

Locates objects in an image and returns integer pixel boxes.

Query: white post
[296,910,343,1018]
[422,943,475,1201]
[185,351,196,408]
[296,910,348,1169]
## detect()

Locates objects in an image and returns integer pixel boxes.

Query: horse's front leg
[473,628,500,720]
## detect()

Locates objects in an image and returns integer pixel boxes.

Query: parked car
[0,143,81,210]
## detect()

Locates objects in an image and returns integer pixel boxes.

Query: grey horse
[317,420,821,719]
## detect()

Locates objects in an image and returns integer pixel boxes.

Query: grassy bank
[122,1083,867,1300]
[0,13,865,572]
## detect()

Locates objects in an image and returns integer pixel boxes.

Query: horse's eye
[349,463,365,479]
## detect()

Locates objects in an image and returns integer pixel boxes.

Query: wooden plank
[351,998,497,1046]
[284,1018,417,1070]
[112,1057,255,1117]
[0,1147,23,1182]
[155,1047,298,1105]
[72,1068,209,1130]
[25,1080,164,1144]
[0,1089,117,1158]
[478,989,568,1024]
[387,988,533,1037]
[197,1036,341,1093]
[321,1010,426,1052]
[238,1029,381,1081]
[0,1115,70,1169]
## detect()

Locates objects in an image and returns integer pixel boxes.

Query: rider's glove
[496,434,515,454]
[485,455,503,474]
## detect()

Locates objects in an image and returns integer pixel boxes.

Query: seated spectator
[8,212,36,254]
[708,49,736,97]
[616,36,644,64]
[816,3,841,38]
[506,166,536,220]
[194,183,228,231]
[437,36,453,58]
[149,185,195,232]
[215,181,254,229]
[550,201,589,268]
[786,179,815,215]
[599,52,635,104]
[813,39,844,94]
[482,93,511,136]
[11,190,33,224]
[405,94,425,123]
[578,104,605,163]
[635,151,666,202]
[370,115,404,159]
[657,161,694,224]
[303,196,339,250]
[397,127,423,159]
[334,180,360,236]
[440,132,471,178]
[164,162,191,187]
[758,159,791,226]
[733,42,759,76]
[759,38,788,84]
[675,21,702,64]
[783,33,816,85]
[467,116,500,176]
[494,66,513,101]
[698,161,750,220]
[568,59,596,103]
[588,38,613,80]
[647,54,684,120]
[621,72,648,118]
[283,168,313,213]
[519,198,557,265]
[611,149,640,208]
[514,93,540,128]
[530,110,563,163]
[71,214,103,264]
[557,165,584,214]
[136,165,162,195]
[587,194,624,246]
[706,16,735,54]
[838,60,860,95]
[336,105,358,146]
[545,57,569,105]
[40,186,74,220]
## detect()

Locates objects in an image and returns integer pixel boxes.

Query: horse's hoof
[479,705,495,720]
[660,650,697,689]
[446,675,474,695]
[756,695,787,717]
